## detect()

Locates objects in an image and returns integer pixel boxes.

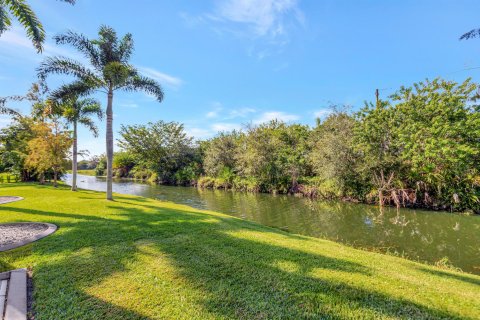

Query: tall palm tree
[0,0,75,53]
[60,96,103,191]
[38,25,164,200]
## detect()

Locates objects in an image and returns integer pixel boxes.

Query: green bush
[197,176,215,189]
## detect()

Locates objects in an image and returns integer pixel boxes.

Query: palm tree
[60,96,103,191]
[0,0,75,53]
[38,25,164,200]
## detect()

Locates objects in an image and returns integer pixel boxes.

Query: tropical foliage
[59,96,102,190]
[118,121,199,184]
[0,0,75,52]
[25,120,72,187]
[37,25,164,200]
[106,78,480,212]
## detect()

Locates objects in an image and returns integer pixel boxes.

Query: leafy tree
[276,123,311,191]
[391,78,480,210]
[236,121,284,192]
[38,25,164,200]
[0,82,52,181]
[112,151,136,177]
[235,120,310,193]
[95,154,107,176]
[0,0,75,53]
[354,99,403,206]
[0,115,34,180]
[203,131,240,176]
[309,111,362,197]
[25,120,72,186]
[86,155,101,170]
[118,121,194,184]
[60,96,103,191]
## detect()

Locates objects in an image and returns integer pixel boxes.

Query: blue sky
[1,0,480,156]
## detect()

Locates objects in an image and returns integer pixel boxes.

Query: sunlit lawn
[0,183,479,319]
[66,170,96,176]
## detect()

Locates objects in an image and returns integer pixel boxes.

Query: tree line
[92,78,479,213]
[0,1,479,210]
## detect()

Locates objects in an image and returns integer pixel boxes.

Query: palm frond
[96,25,119,66]
[50,80,99,101]
[37,56,101,84]
[79,99,103,120]
[0,5,12,35]
[4,0,45,52]
[460,28,480,40]
[78,116,99,137]
[118,33,134,63]
[54,30,102,70]
[123,75,164,102]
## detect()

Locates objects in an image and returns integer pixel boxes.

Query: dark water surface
[65,174,480,274]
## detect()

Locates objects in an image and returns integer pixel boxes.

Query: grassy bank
[67,169,96,176]
[0,184,479,319]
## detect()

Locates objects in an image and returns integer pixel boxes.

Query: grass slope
[0,184,479,320]
[66,170,96,176]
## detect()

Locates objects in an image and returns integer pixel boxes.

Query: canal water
[64,174,480,274]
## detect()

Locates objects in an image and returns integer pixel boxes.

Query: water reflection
[64,174,480,274]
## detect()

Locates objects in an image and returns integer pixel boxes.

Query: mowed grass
[67,169,96,176]
[0,184,479,319]
[0,172,19,183]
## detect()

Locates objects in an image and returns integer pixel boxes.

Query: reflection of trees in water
[171,187,480,273]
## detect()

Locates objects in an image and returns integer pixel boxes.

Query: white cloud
[206,101,223,118]
[119,103,139,108]
[226,107,256,119]
[211,122,241,132]
[254,111,299,124]
[313,109,333,119]
[205,103,256,120]
[206,111,218,118]
[0,26,85,62]
[138,67,183,89]
[180,1,305,60]
[215,0,303,38]
[0,28,32,48]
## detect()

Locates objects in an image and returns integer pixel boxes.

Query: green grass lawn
[0,184,479,319]
[0,172,19,183]
[67,169,96,176]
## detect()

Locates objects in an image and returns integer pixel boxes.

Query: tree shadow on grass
[415,266,480,287]
[0,189,476,319]
[0,206,110,222]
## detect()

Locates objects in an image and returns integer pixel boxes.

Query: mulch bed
[0,196,23,205]
[0,223,57,252]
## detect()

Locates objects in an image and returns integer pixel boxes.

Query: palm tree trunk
[72,121,78,191]
[106,89,114,200]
